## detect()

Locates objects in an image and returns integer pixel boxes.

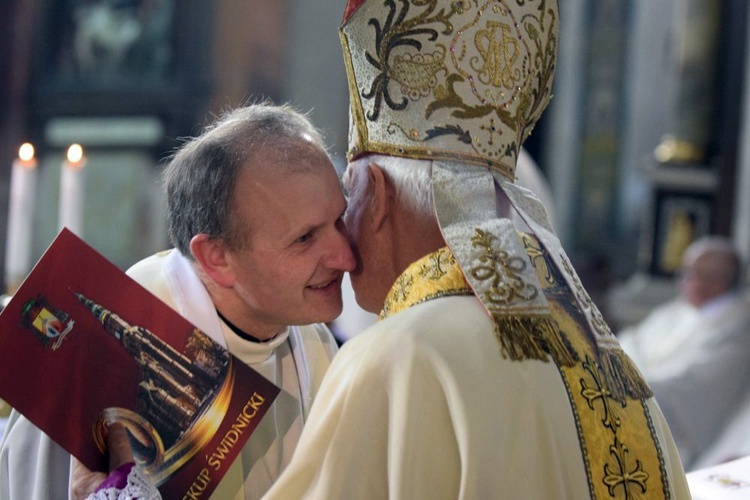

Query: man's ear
[189,234,236,288]
[367,162,394,231]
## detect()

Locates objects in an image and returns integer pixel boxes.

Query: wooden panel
[209,0,287,112]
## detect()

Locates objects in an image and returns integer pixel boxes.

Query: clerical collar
[215,309,266,344]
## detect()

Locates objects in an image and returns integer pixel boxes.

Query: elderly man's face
[224,148,356,337]
[679,253,729,308]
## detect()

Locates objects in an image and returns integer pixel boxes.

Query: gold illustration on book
[73,291,236,486]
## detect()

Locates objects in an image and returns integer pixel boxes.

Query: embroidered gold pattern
[418,248,451,279]
[470,228,538,307]
[580,356,625,432]
[467,228,578,366]
[380,237,669,498]
[473,20,521,88]
[603,439,649,499]
[541,248,652,401]
[519,231,553,285]
[342,0,557,178]
[359,0,458,122]
[393,273,415,304]
[391,48,448,101]
[523,233,669,499]
[380,247,473,319]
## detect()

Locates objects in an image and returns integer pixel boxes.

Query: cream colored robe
[265,247,691,499]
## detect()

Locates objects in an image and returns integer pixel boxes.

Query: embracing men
[5,1,691,499]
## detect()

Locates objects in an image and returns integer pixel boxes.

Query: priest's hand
[70,423,135,500]
[70,458,107,500]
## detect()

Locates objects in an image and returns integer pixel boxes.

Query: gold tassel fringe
[492,314,579,367]
[599,348,653,402]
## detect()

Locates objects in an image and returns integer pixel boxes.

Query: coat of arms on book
[20,294,74,350]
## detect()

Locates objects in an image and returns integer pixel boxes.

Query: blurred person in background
[619,236,750,469]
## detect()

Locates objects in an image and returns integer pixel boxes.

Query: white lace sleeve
[85,466,161,500]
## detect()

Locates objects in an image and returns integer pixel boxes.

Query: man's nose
[324,228,356,271]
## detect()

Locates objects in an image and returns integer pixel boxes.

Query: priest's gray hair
[164,103,326,259]
[346,154,434,221]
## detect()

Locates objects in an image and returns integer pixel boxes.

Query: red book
[0,229,280,498]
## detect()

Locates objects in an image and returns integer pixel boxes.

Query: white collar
[222,323,291,365]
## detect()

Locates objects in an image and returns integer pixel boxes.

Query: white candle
[5,143,38,294]
[58,144,86,236]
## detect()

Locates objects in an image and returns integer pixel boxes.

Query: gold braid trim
[492,314,578,367]
[599,347,653,402]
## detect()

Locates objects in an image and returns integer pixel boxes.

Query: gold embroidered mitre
[341,0,650,401]
[340,0,558,181]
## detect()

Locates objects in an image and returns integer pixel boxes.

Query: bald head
[679,237,743,307]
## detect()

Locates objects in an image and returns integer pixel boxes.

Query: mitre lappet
[340,0,649,400]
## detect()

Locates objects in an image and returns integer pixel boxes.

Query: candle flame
[18,143,35,162]
[67,144,84,164]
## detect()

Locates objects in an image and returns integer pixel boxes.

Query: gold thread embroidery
[380,247,473,319]
[519,231,553,285]
[343,0,556,177]
[580,356,625,432]
[473,20,521,88]
[521,232,664,498]
[418,249,451,279]
[392,274,415,305]
[470,228,538,307]
[391,47,448,101]
[603,438,649,498]
[468,229,578,366]
[380,238,665,498]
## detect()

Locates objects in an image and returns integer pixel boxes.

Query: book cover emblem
[21,294,74,350]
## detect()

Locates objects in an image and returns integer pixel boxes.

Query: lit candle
[5,143,38,294]
[58,144,86,236]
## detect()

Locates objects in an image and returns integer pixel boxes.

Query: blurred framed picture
[40,0,177,87]
[649,189,714,276]
[27,0,214,144]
